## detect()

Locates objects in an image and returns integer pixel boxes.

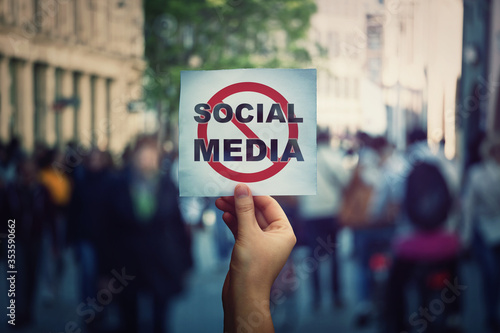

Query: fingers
[233,184,258,234]
[215,196,234,213]
[216,195,269,230]
[254,196,289,227]
[215,198,238,237]
[254,208,269,230]
[215,184,291,234]
[222,212,238,237]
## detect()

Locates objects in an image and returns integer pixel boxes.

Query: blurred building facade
[311,0,368,135]
[381,0,463,154]
[312,0,468,157]
[312,0,500,176]
[0,0,145,153]
[311,0,389,137]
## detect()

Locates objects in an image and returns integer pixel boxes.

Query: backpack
[339,164,374,228]
[404,162,452,230]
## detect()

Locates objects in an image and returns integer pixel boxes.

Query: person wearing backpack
[298,129,350,310]
[385,129,463,333]
[343,134,399,327]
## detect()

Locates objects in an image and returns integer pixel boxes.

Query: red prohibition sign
[197,82,299,183]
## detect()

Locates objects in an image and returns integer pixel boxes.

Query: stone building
[381,0,463,154]
[310,0,386,136]
[0,0,145,153]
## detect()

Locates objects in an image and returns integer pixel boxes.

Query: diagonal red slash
[229,109,273,160]
[197,82,299,183]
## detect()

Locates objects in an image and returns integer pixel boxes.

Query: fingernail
[235,184,249,198]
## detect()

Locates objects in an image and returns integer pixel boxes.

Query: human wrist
[227,271,273,301]
[224,292,273,333]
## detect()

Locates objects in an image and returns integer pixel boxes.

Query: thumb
[233,184,257,234]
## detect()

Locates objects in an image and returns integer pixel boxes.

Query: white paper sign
[179,68,317,197]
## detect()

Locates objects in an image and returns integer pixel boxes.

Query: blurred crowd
[0,135,192,333]
[1,128,500,333]
[286,128,500,333]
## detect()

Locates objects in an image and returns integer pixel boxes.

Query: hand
[215,184,296,333]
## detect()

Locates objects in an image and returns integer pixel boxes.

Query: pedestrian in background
[385,131,462,332]
[102,136,192,333]
[68,148,113,314]
[463,135,500,333]
[298,128,349,310]
[37,148,72,304]
[341,133,397,326]
[4,158,55,327]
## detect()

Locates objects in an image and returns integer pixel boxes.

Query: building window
[367,25,382,50]
[33,0,41,33]
[10,0,18,26]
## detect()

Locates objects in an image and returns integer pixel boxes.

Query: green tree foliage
[143,0,317,120]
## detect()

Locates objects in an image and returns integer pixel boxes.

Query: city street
[0,1,499,333]
[1,226,490,333]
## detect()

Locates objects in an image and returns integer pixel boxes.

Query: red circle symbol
[197,82,299,183]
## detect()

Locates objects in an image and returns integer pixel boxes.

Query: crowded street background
[1,129,500,333]
[1,0,500,332]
